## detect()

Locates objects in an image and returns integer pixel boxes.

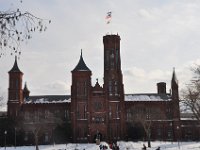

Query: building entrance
[93,132,103,143]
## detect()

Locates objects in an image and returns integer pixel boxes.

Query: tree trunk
[35,135,39,150]
[147,132,151,148]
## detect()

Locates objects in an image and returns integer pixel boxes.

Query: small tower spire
[172,67,178,85]
[23,82,30,99]
[72,49,91,72]
[24,82,29,91]
[171,67,179,99]
[8,56,22,73]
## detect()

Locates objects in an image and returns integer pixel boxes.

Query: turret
[171,68,179,100]
[71,50,92,142]
[71,50,92,99]
[8,56,23,117]
[23,82,30,99]
[171,68,181,141]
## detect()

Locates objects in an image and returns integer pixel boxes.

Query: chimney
[157,82,166,94]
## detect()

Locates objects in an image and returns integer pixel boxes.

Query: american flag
[106,12,112,19]
[105,11,112,24]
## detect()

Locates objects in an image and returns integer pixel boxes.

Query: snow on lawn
[1,141,200,150]
[118,141,200,150]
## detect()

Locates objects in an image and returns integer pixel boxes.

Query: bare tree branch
[17,110,63,150]
[0,7,51,58]
[127,106,161,147]
[182,65,200,122]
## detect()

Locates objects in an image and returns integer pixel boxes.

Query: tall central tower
[103,34,125,141]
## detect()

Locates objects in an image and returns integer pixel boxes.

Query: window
[114,81,118,95]
[110,51,114,68]
[94,102,102,111]
[146,113,150,120]
[109,106,112,119]
[77,106,80,119]
[34,111,38,122]
[16,92,18,100]
[10,79,14,88]
[84,105,87,119]
[77,82,80,96]
[15,110,18,117]
[84,81,87,96]
[65,110,69,119]
[116,124,119,138]
[109,81,112,96]
[157,128,161,139]
[106,51,109,69]
[167,129,172,140]
[16,79,18,89]
[77,81,87,97]
[126,109,130,121]
[25,111,29,120]
[116,104,119,118]
[45,110,49,119]
[24,132,28,141]
[77,111,80,119]
[116,49,118,68]
[44,133,49,142]
[83,127,88,138]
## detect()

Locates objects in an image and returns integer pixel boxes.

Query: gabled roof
[24,95,71,104]
[72,50,91,72]
[8,56,22,73]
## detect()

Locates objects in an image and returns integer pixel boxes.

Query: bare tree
[0,90,6,110]
[127,106,153,147]
[182,65,200,122]
[0,3,51,57]
[17,110,63,150]
[135,109,152,147]
[0,95,4,107]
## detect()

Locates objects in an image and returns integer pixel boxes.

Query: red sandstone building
[6,34,199,144]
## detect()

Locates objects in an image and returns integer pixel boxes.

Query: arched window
[114,81,118,95]
[109,81,112,96]
[16,79,18,89]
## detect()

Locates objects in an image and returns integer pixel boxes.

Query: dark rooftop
[125,93,172,101]
[72,50,91,72]
[8,56,22,73]
[24,95,71,104]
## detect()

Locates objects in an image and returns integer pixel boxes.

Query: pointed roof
[93,78,103,92]
[72,50,91,72]
[94,78,101,88]
[8,56,22,73]
[172,67,178,85]
[23,82,30,92]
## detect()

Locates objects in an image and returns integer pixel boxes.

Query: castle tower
[8,56,23,117]
[71,50,92,142]
[103,34,125,141]
[171,68,181,141]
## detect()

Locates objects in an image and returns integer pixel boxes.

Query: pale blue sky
[1,0,200,110]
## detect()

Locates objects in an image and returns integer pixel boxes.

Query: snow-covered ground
[0,141,200,150]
